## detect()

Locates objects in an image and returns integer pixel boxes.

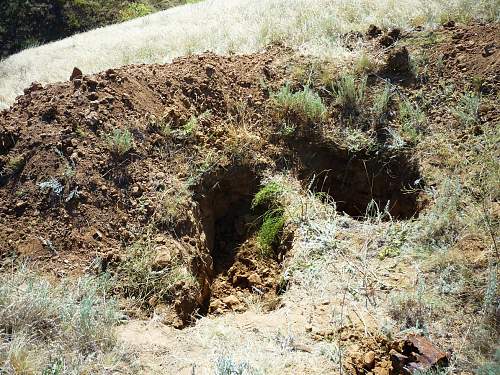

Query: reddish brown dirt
[8,21,493,326]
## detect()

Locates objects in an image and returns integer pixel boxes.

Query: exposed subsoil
[1,18,497,355]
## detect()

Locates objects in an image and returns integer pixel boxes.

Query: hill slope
[0,0,498,110]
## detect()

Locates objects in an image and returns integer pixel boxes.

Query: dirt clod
[384,46,411,74]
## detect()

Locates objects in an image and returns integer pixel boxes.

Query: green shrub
[452,92,481,127]
[0,268,123,373]
[257,210,285,256]
[120,2,154,21]
[399,99,426,143]
[252,182,287,256]
[372,84,392,125]
[251,181,285,209]
[332,73,367,116]
[116,232,196,307]
[106,128,134,157]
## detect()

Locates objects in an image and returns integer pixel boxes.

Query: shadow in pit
[194,166,262,312]
[294,145,423,219]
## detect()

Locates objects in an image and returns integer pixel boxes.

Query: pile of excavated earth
[0,21,498,374]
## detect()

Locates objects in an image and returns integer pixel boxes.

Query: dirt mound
[0,41,424,326]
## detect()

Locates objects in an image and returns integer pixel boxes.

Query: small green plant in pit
[106,128,134,157]
[252,181,285,209]
[257,210,285,256]
[332,73,366,116]
[452,92,481,127]
[399,99,425,143]
[272,85,326,123]
[4,154,25,174]
[252,182,287,256]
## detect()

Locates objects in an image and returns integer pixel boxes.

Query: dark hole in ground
[295,145,422,219]
[196,167,283,315]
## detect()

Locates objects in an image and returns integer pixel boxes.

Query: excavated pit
[195,167,284,315]
[295,145,422,219]
[192,146,422,317]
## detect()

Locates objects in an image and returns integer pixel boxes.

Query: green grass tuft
[272,85,327,124]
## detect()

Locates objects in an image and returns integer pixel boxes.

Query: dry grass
[0,266,135,374]
[1,0,498,109]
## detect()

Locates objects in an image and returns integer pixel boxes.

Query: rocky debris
[388,28,401,41]
[379,28,401,47]
[222,294,240,307]
[152,236,186,270]
[247,273,262,286]
[364,350,376,370]
[379,35,395,47]
[23,82,43,95]
[390,335,448,374]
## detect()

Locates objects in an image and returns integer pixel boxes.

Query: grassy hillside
[0,0,498,110]
[0,1,198,58]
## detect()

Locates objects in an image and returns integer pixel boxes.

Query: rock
[232,274,248,287]
[406,334,449,370]
[364,351,376,369]
[152,238,185,269]
[92,230,103,241]
[379,35,395,47]
[373,366,390,375]
[384,46,411,74]
[247,273,262,286]
[205,64,216,77]
[210,299,224,311]
[154,246,173,267]
[367,24,382,38]
[70,67,83,81]
[14,201,28,213]
[390,335,448,374]
[41,106,58,123]
[388,28,401,40]
[23,82,43,95]
[84,111,100,127]
[222,295,240,307]
[482,43,495,57]
[86,78,99,92]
